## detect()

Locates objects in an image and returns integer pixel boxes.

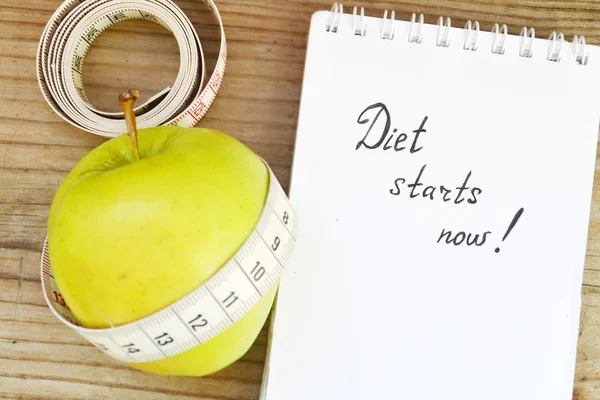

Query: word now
[437,229,491,246]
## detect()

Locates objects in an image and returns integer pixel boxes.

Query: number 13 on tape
[41,162,299,363]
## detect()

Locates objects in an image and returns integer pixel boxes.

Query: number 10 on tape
[41,164,299,363]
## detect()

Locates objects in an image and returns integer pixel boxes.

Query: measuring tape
[41,162,299,363]
[38,0,299,363]
[36,0,226,137]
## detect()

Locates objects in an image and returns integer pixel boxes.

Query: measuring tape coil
[36,0,226,137]
[38,0,299,364]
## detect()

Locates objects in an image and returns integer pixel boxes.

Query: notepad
[261,4,600,400]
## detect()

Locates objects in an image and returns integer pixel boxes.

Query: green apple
[47,91,276,375]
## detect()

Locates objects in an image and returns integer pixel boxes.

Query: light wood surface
[2,0,600,399]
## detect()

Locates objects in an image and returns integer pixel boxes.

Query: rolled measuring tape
[36,0,226,137]
[41,162,299,363]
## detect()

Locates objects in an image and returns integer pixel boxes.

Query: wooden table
[2,0,600,399]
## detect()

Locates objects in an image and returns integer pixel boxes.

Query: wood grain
[2,0,600,399]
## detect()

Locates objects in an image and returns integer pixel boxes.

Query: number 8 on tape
[41,163,299,363]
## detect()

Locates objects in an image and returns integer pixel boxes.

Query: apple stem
[119,90,142,161]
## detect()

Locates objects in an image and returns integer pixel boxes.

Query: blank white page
[262,9,600,400]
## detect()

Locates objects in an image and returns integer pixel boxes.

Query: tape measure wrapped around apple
[38,0,298,378]
[41,90,298,376]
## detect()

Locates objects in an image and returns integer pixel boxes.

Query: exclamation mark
[495,208,524,253]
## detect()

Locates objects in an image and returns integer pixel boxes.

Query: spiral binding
[491,23,508,54]
[436,17,451,47]
[325,2,589,65]
[519,27,535,58]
